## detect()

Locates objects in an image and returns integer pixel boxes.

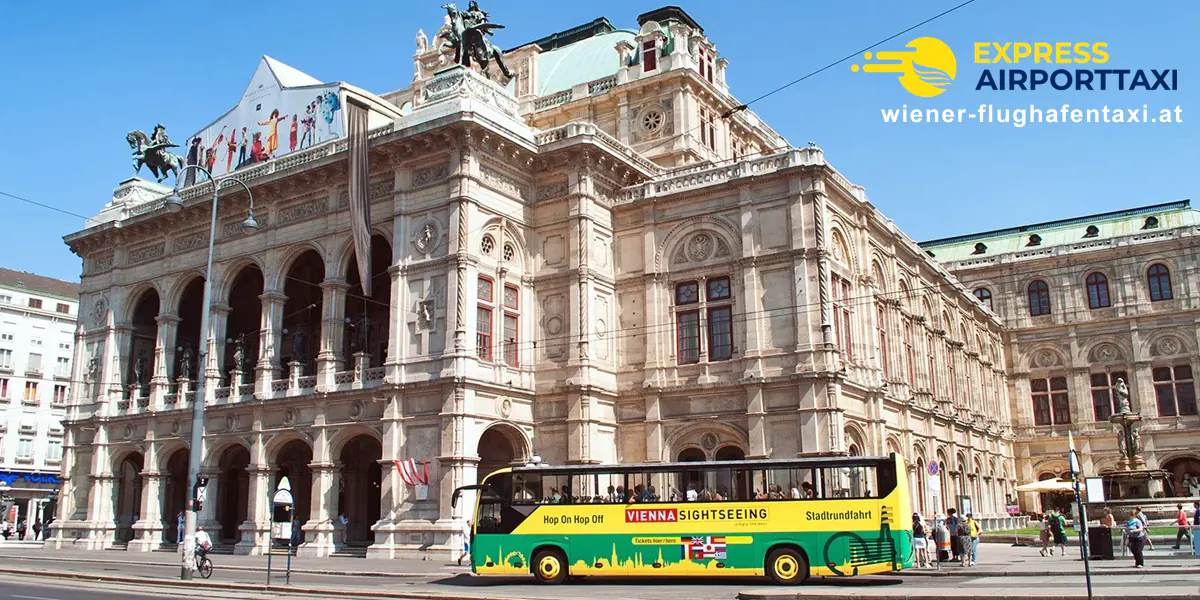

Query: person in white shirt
[685,482,699,502]
[790,482,802,499]
[457,519,473,566]
[193,526,213,560]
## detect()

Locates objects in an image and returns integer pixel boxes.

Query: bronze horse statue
[126,128,184,183]
[440,2,513,79]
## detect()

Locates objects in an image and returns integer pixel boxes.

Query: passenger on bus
[790,482,802,499]
[801,482,816,498]
[606,485,617,502]
[686,482,699,501]
[647,485,659,501]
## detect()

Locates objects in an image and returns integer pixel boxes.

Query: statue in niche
[418,300,434,331]
[416,28,429,52]
[232,337,246,372]
[134,350,147,386]
[1115,378,1131,414]
[291,324,307,363]
[86,357,99,382]
[351,313,371,353]
[178,348,193,380]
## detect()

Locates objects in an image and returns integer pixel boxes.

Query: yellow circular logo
[852,37,957,98]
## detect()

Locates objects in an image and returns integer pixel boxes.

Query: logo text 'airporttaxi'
[852,37,957,98]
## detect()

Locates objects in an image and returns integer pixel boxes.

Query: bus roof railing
[501,454,899,475]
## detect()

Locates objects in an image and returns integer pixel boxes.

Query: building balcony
[25,368,42,378]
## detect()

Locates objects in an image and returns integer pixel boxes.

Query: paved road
[0,579,215,600]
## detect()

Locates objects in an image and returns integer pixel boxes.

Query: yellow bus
[452,454,911,585]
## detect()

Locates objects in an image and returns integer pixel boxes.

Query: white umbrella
[1015,478,1076,493]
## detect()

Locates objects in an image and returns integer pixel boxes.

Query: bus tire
[532,548,568,585]
[766,546,809,585]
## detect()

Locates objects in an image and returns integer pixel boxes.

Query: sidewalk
[0,544,468,578]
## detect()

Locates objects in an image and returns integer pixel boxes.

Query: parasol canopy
[1015,478,1076,493]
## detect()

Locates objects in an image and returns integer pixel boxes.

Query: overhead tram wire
[634,0,983,160]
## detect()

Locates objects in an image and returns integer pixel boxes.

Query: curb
[0,567,518,600]
[894,567,1200,577]
[0,553,463,578]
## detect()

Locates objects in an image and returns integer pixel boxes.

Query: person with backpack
[1048,509,1068,556]
[951,509,971,566]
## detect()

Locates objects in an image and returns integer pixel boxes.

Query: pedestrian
[43,518,52,541]
[946,508,962,562]
[1099,508,1115,528]
[290,517,303,550]
[457,519,473,566]
[1194,501,1200,527]
[1172,503,1191,549]
[955,511,972,567]
[32,520,42,541]
[912,513,929,568]
[1039,514,1052,556]
[17,519,27,541]
[1137,507,1155,550]
[1127,507,1147,568]
[1049,509,1068,556]
[967,513,981,566]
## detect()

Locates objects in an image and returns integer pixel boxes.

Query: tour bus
[452,454,911,585]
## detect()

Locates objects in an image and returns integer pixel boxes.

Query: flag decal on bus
[681,536,727,560]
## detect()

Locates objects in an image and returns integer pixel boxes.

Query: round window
[481,234,495,256]
[639,108,664,134]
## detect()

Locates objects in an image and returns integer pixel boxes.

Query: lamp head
[164,192,184,214]
[241,212,260,235]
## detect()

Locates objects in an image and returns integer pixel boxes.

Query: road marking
[14,595,61,600]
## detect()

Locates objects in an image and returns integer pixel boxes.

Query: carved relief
[222,213,269,238]
[1033,348,1061,368]
[479,165,528,199]
[129,243,165,264]
[542,293,567,359]
[537,180,569,201]
[349,400,365,422]
[279,199,329,224]
[543,234,566,266]
[413,218,441,255]
[591,235,610,269]
[89,254,115,274]
[413,163,450,187]
[91,296,109,327]
[173,231,207,253]
[1089,342,1124,364]
[1153,336,1183,357]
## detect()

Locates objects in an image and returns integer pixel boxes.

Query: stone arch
[1021,343,1068,371]
[337,433,383,544]
[870,258,888,292]
[160,446,190,543]
[162,271,206,315]
[213,256,268,303]
[1080,336,1131,365]
[922,297,935,326]
[828,225,854,272]
[342,234,393,365]
[653,215,741,272]
[112,450,144,543]
[475,217,530,273]
[1160,453,1200,495]
[202,437,252,470]
[333,227,396,279]
[884,434,903,458]
[215,443,251,543]
[896,278,911,310]
[476,422,531,482]
[665,228,737,271]
[663,421,748,462]
[273,438,314,523]
[843,422,869,455]
[273,242,328,291]
[125,287,161,389]
[1142,329,1194,358]
[327,425,382,460]
[121,282,165,324]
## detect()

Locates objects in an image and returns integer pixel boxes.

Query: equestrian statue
[439,1,513,79]
[126,124,185,183]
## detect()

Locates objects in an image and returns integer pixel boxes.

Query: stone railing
[533,90,572,112]
[297,375,317,389]
[621,147,821,203]
[534,122,661,175]
[365,366,385,381]
[588,75,618,96]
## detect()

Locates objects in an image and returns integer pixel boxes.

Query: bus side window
[512,473,539,504]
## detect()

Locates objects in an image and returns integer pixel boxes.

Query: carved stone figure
[291,325,307,362]
[1129,421,1141,456]
[352,313,371,352]
[418,301,434,330]
[133,351,147,386]
[417,222,436,252]
[233,338,245,372]
[86,357,99,382]
[178,348,193,380]
[1116,425,1127,458]
[1115,378,1131,414]
[126,125,185,183]
[416,28,429,52]
[439,2,514,79]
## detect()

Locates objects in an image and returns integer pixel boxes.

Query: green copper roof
[919,200,1196,262]
[532,29,636,96]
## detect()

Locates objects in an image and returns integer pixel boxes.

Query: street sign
[928,461,940,476]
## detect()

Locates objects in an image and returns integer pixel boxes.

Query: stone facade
[51,7,1018,558]
[923,201,1200,507]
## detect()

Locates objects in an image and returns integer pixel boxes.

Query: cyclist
[194,526,213,566]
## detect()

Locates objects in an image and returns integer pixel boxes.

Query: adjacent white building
[0,268,78,527]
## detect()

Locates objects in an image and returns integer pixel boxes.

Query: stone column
[384,264,404,382]
[109,325,134,400]
[206,304,232,404]
[368,393,403,559]
[129,437,163,551]
[257,291,287,397]
[299,404,335,557]
[151,314,180,410]
[317,279,349,389]
[237,420,270,555]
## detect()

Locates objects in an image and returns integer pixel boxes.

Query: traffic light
[192,477,209,511]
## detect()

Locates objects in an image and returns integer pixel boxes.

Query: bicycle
[195,549,214,579]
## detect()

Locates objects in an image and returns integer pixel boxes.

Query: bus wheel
[766,547,809,585]
[532,548,568,585]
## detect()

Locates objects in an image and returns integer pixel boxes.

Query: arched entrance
[338,435,382,545]
[677,448,705,462]
[343,235,392,367]
[113,452,144,543]
[161,449,189,543]
[1162,456,1200,496]
[476,425,526,483]
[275,440,313,522]
[225,265,264,381]
[915,457,928,515]
[127,290,159,393]
[217,445,250,543]
[282,250,324,374]
[175,277,205,380]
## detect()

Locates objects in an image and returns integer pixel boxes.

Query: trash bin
[1088,526,1114,560]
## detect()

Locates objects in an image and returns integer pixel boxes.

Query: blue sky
[1,0,1194,282]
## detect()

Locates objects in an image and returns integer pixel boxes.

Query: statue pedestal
[288,361,303,388]
[1109,412,1146,470]
[353,352,370,385]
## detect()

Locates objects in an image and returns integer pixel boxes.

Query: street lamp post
[165,165,259,580]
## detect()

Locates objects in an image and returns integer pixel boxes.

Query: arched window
[1147,263,1173,301]
[973,288,993,310]
[1086,272,1111,309]
[1028,281,1051,316]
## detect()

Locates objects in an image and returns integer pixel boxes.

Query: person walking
[1039,514,1052,556]
[966,513,981,566]
[32,520,42,541]
[1127,507,1148,568]
[1172,503,1192,549]
[912,513,929,568]
[1137,507,1155,550]
[1049,509,1068,556]
[946,508,962,562]
[16,519,27,541]
[457,519,473,566]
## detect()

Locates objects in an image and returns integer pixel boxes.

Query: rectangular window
[477,277,493,303]
[59,342,70,350]
[706,277,731,301]
[0,333,11,341]
[676,281,699,305]
[642,40,657,72]
[503,314,518,366]
[0,295,11,303]
[832,275,853,361]
[1090,372,1127,421]
[30,338,42,347]
[698,108,718,151]
[0,349,11,369]
[1154,365,1197,417]
[698,47,715,82]
[476,307,492,361]
[1032,378,1052,426]
[677,311,700,364]
[56,303,70,314]
[0,377,8,398]
[28,298,42,309]
[53,384,67,405]
[56,357,70,377]
[1051,376,1072,424]
[503,285,518,310]
[17,438,33,460]
[903,322,915,386]
[707,306,733,361]
[23,381,37,403]
[927,337,938,397]
[27,352,42,373]
[46,440,63,463]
